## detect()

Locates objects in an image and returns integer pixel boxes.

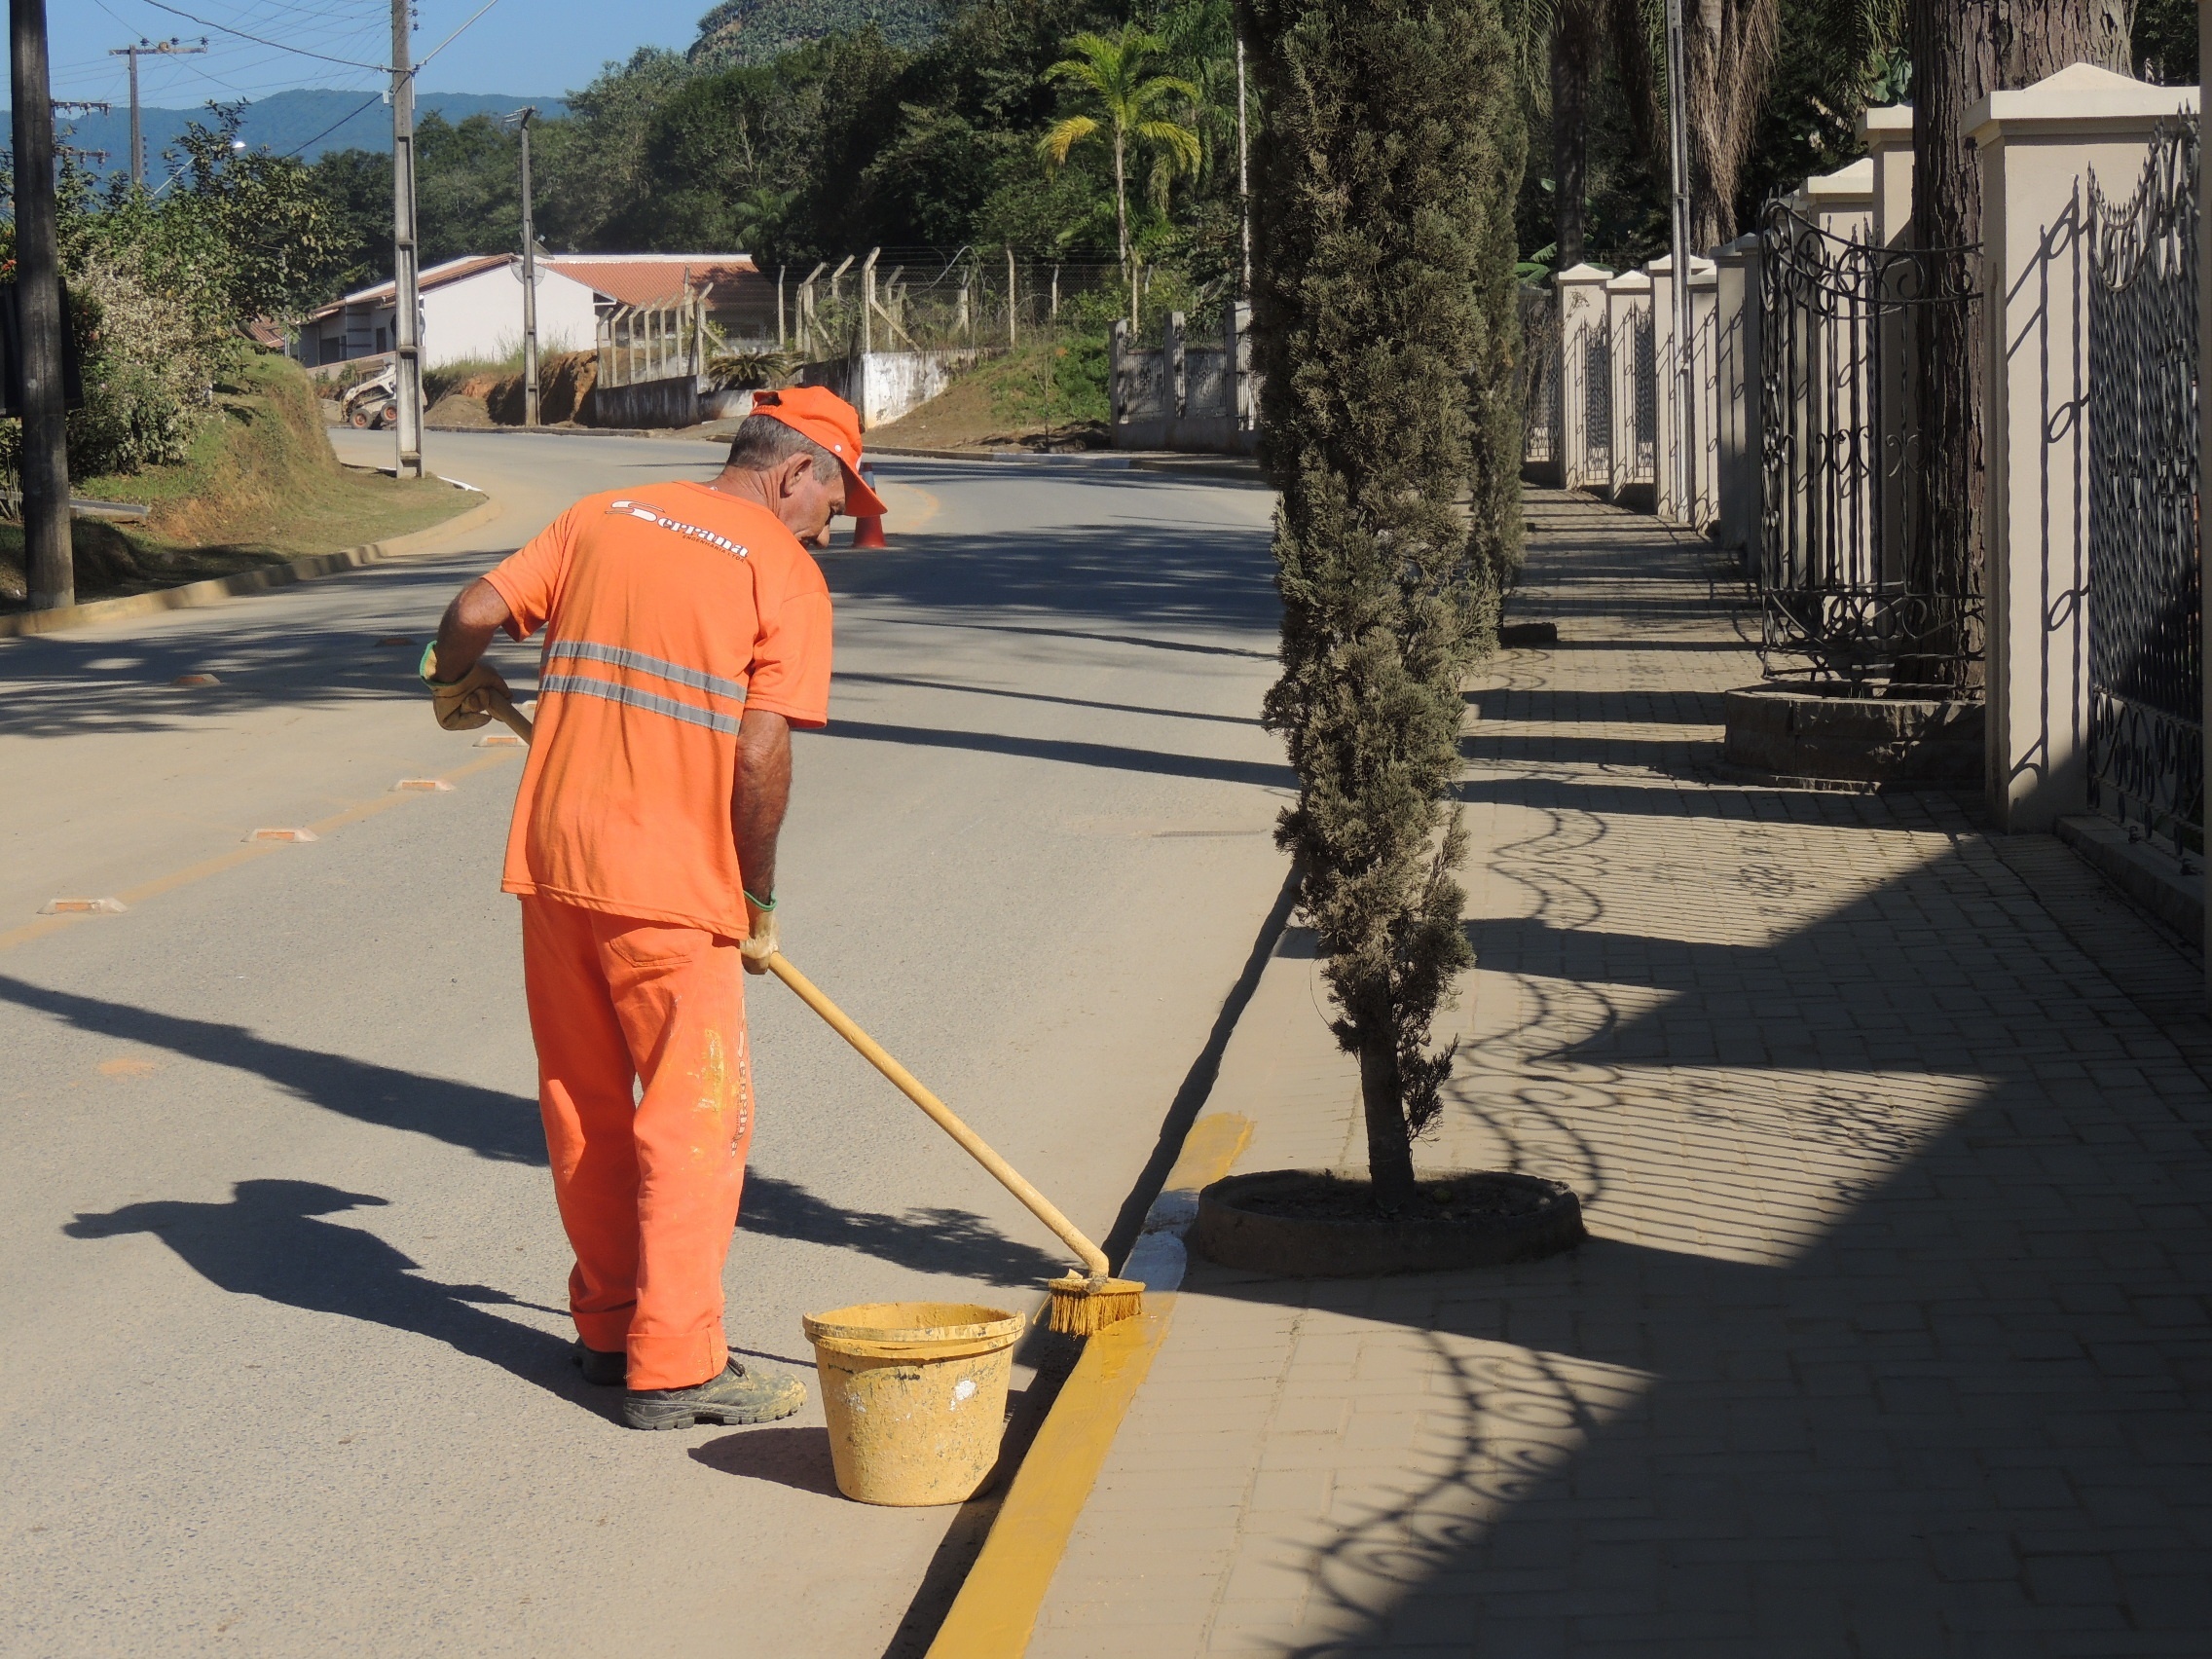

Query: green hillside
[686,0,941,68]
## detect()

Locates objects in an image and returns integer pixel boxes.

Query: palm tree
[1038,24,1201,326]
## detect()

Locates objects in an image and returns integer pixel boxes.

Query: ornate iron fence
[1631,308,1656,479]
[1756,201,1980,685]
[1581,317,1611,479]
[1518,285,1561,465]
[2086,120,2202,856]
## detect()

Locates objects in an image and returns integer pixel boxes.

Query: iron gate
[1518,285,1561,466]
[2086,120,2202,856]
[1582,317,1611,478]
[1756,201,1980,684]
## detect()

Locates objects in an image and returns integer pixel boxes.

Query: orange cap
[749,387,887,520]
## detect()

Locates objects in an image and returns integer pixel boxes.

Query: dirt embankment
[427,351,600,429]
[1,351,478,610]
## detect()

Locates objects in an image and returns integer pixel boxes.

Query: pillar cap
[1604,269,1652,292]
[1858,102,1913,149]
[1789,156,1875,209]
[1555,262,1614,283]
[1971,61,2197,145]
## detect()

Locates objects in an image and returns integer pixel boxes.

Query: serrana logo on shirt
[608,499,752,560]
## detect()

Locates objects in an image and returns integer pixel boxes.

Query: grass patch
[2,350,480,612]
[866,336,1111,452]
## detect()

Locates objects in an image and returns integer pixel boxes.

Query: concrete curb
[0,496,501,642]
[2055,811,2205,944]
[923,1112,1253,1659]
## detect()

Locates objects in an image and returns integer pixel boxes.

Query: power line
[130,0,388,72]
[412,0,508,74]
[280,89,384,158]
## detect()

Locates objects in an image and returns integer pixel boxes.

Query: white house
[298,253,772,371]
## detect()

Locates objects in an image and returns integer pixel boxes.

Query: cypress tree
[1242,0,1525,1209]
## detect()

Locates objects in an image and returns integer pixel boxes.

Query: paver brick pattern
[1027,489,2212,1657]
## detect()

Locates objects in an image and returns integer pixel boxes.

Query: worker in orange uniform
[419,387,885,1430]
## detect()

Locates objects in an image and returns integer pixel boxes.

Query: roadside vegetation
[0,350,476,612]
[0,116,475,608]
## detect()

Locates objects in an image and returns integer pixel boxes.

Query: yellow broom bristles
[1046,1273,1146,1337]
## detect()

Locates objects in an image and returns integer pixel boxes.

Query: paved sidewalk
[1025,489,2212,1656]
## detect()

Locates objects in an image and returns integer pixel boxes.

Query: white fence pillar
[1788,156,1875,243]
[1556,264,1612,491]
[1974,62,2199,831]
[1649,252,1716,526]
[1688,259,1719,530]
[1862,103,1914,248]
[1604,268,1654,502]
[1712,233,1760,567]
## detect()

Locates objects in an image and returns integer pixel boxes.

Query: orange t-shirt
[482,481,832,938]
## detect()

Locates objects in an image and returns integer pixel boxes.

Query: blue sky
[49,0,709,109]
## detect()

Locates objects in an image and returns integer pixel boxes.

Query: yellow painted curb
[0,495,502,641]
[924,1109,1254,1659]
[923,1297,1177,1659]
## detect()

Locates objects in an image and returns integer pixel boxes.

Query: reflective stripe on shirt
[545,639,749,705]
[540,673,743,735]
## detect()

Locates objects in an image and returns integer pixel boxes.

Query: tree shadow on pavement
[1181,825,2212,1652]
[63,1179,583,1400]
[0,973,547,1162]
[738,1172,1067,1288]
[0,489,1277,740]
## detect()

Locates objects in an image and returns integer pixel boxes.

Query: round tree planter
[1193,1169,1585,1278]
[1721,682,1983,788]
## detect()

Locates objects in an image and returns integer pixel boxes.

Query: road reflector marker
[243,828,318,843]
[391,778,454,792]
[170,673,219,686]
[475,732,526,747]
[376,635,416,646]
[40,898,127,915]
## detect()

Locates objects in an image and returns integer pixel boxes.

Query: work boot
[571,1339,626,1387]
[623,1357,805,1431]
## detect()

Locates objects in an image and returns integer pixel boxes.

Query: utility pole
[1235,29,1251,301]
[13,0,71,610]
[1662,0,1694,523]
[108,37,203,189]
[389,0,424,478]
[507,105,539,426]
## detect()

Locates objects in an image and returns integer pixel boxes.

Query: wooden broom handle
[764,951,1113,1280]
[484,689,535,743]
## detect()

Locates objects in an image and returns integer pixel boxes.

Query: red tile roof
[541,255,760,309]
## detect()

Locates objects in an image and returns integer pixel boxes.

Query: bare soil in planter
[1194,1168,1585,1277]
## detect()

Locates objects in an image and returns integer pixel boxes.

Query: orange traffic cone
[849,465,888,548]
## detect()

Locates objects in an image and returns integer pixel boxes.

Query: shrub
[1243,0,1526,1207]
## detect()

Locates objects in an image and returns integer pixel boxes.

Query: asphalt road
[0,428,1290,1657]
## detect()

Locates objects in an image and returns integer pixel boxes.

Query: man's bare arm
[733,709,793,902]
[430,578,512,680]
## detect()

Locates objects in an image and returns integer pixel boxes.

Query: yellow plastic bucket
[801,1302,1025,1506]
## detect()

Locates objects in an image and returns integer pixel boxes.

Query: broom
[762,953,1145,1337]
[471,688,1141,1336]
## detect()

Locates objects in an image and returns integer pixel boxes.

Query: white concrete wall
[421,266,598,370]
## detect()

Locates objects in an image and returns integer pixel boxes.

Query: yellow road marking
[0,748,520,956]
[924,1110,1253,1659]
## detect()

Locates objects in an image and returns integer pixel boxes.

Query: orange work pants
[520,895,754,1390]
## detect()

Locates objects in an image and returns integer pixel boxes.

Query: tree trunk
[1680,0,1779,252]
[1550,0,1599,270]
[1114,131,1132,329]
[1357,1024,1419,1211]
[1906,0,2131,658]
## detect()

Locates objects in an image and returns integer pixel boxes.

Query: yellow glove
[739,893,779,975]
[421,645,511,732]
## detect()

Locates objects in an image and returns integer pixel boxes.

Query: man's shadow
[65,1180,579,1399]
